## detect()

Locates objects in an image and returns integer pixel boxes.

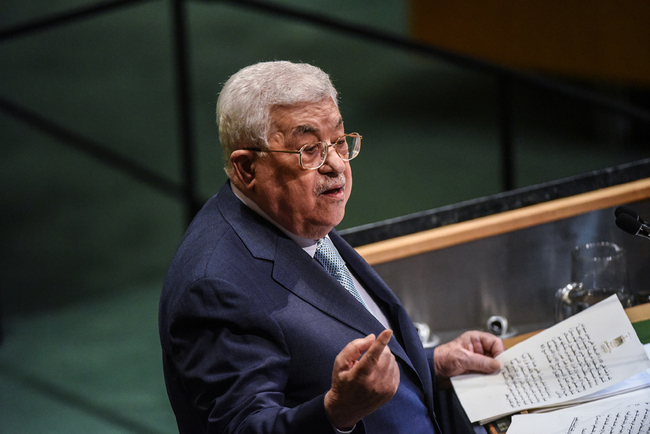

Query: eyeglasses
[243,133,361,170]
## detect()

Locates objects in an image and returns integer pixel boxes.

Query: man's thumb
[471,354,501,374]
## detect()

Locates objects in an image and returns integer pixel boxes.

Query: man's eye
[302,143,321,155]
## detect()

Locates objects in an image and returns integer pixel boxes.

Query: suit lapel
[273,241,427,399]
[217,183,432,407]
[272,235,385,337]
[217,183,382,336]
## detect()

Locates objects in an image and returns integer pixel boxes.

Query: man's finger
[467,331,504,357]
[376,329,393,345]
[470,336,485,355]
[337,334,376,367]
[486,336,505,357]
[359,329,393,366]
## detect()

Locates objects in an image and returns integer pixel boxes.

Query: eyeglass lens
[301,135,359,169]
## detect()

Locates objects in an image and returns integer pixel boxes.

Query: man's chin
[307,217,345,240]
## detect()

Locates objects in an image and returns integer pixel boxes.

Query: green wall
[0,0,646,314]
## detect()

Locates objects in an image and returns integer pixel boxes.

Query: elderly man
[159,61,503,434]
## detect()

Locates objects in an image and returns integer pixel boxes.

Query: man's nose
[319,144,346,173]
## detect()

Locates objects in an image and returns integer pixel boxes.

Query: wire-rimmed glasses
[243,133,361,170]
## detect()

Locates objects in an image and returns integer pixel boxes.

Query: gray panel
[373,200,650,341]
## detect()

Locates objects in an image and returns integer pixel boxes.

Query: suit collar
[215,182,281,261]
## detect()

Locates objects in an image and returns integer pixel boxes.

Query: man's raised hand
[324,329,399,430]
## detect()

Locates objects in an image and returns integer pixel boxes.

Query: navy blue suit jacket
[159,182,443,434]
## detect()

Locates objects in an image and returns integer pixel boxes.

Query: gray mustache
[316,175,346,194]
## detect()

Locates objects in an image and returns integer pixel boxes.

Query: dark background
[0,1,648,432]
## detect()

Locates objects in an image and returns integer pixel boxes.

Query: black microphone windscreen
[616,213,642,235]
[615,205,638,219]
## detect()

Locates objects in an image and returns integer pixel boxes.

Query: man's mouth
[318,178,346,196]
[317,174,347,197]
[322,186,344,195]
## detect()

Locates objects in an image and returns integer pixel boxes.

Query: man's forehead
[271,100,343,135]
[291,117,344,137]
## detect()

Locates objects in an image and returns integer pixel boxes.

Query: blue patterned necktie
[315,237,372,312]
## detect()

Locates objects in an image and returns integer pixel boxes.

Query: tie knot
[315,237,345,270]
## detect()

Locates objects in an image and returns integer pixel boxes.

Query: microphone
[615,205,650,231]
[615,205,637,218]
[616,213,650,240]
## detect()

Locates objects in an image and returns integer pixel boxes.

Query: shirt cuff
[333,424,356,433]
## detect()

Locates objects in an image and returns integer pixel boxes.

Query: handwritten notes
[502,352,551,407]
[541,323,612,398]
[450,295,650,424]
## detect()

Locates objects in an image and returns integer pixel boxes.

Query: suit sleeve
[425,346,437,389]
[167,276,354,434]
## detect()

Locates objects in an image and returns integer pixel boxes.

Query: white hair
[216,61,338,177]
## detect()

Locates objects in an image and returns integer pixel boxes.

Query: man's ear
[230,150,257,189]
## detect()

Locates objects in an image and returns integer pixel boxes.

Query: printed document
[506,387,650,434]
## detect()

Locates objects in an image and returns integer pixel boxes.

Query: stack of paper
[506,387,650,434]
